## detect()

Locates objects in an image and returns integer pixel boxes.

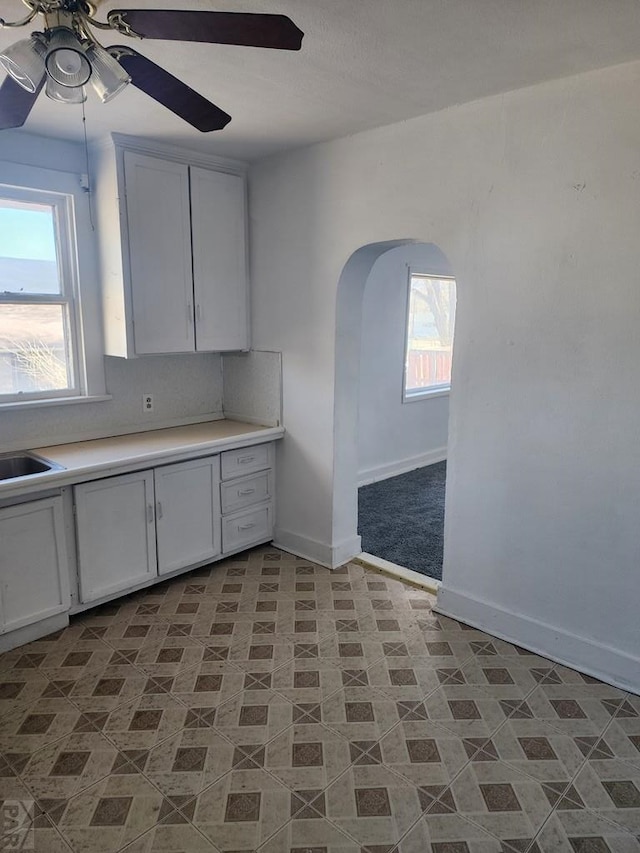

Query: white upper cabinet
[124,152,195,354]
[93,136,249,358]
[191,167,248,352]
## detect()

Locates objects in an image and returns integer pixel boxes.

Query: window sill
[0,395,112,412]
[403,387,451,403]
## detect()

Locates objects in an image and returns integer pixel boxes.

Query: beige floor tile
[258,817,360,852]
[375,718,471,788]
[102,693,191,751]
[599,716,640,770]
[142,726,238,798]
[262,720,354,790]
[119,822,218,852]
[536,809,640,852]
[213,689,294,748]
[190,766,292,850]
[0,696,87,758]
[20,729,118,802]
[398,811,507,852]
[0,546,636,853]
[571,756,640,834]
[56,773,168,852]
[487,713,590,782]
[321,763,425,848]
[443,760,555,839]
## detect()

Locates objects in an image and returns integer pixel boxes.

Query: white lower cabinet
[73,443,275,606]
[155,457,221,576]
[75,471,157,603]
[220,443,274,555]
[0,497,70,634]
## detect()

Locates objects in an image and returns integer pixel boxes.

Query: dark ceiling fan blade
[108,10,304,50]
[0,75,43,130]
[109,47,231,132]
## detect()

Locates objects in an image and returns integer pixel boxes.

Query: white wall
[249,60,640,691]
[0,131,223,452]
[358,244,450,485]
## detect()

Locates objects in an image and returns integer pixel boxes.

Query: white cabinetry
[191,167,248,352]
[155,457,221,575]
[220,444,274,555]
[74,454,225,604]
[124,153,195,354]
[93,136,248,357]
[75,471,157,603]
[0,497,70,634]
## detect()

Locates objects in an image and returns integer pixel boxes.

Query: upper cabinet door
[191,167,249,352]
[124,152,195,354]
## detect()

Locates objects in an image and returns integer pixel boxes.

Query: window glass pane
[405,275,456,394]
[0,199,61,295]
[0,303,74,395]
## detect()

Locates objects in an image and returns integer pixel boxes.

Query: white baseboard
[273,528,361,570]
[358,447,447,487]
[0,612,69,653]
[435,586,640,696]
[356,553,440,594]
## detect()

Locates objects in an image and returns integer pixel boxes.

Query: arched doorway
[332,240,456,582]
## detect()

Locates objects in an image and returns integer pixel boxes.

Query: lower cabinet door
[155,456,221,575]
[0,497,70,634]
[75,471,157,603]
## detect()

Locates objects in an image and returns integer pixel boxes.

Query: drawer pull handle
[238,522,255,531]
[156,501,163,519]
[238,455,255,464]
[238,488,255,496]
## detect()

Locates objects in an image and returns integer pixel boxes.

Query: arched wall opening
[332,239,456,572]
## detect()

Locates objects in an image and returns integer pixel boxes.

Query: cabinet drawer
[221,443,271,480]
[222,504,272,553]
[221,470,272,514]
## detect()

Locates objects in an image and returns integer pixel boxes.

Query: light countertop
[0,419,284,501]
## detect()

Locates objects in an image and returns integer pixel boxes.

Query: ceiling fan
[0,2,304,132]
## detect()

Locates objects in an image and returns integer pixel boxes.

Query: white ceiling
[3,0,640,161]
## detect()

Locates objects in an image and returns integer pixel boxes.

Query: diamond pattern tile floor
[0,545,638,852]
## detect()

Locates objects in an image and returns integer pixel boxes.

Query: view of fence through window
[404,273,456,397]
[0,196,74,398]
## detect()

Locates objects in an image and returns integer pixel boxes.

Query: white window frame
[0,162,107,410]
[402,269,456,403]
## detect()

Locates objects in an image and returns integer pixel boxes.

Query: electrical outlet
[143,394,154,413]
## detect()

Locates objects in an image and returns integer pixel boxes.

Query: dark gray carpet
[357,461,446,581]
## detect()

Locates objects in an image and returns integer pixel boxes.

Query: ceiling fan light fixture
[45,28,91,88]
[45,76,86,104]
[86,44,131,103]
[0,35,46,94]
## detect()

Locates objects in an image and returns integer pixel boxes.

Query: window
[0,162,105,407]
[403,272,456,400]
[0,187,82,402]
